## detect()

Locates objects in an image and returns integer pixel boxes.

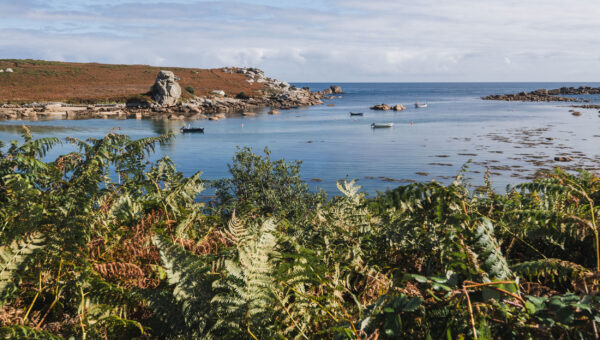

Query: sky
[1,0,599,82]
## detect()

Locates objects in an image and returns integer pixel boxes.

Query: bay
[2,82,600,196]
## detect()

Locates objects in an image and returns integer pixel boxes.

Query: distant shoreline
[482,86,600,102]
[0,59,345,121]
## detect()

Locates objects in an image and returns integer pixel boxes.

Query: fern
[471,219,512,280]
[150,234,216,337]
[86,276,142,311]
[337,179,362,204]
[211,218,278,338]
[0,233,45,305]
[0,326,63,339]
[273,246,327,339]
[511,258,592,283]
[224,211,248,245]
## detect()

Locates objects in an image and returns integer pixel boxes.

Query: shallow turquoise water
[2,82,600,196]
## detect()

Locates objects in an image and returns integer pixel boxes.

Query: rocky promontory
[0,67,339,121]
[482,86,600,102]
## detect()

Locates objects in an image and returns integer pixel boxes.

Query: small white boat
[415,102,428,108]
[371,123,393,128]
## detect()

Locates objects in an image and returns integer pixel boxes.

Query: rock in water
[330,85,343,94]
[370,104,391,111]
[392,104,406,111]
[152,70,182,106]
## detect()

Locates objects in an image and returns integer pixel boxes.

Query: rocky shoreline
[482,86,600,102]
[571,104,600,110]
[0,68,340,121]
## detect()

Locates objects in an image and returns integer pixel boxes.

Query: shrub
[214,147,326,220]
[235,91,249,100]
[184,86,195,94]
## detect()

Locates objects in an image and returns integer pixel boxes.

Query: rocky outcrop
[330,85,343,94]
[318,85,343,95]
[151,70,182,106]
[556,86,600,95]
[371,104,406,111]
[0,67,336,121]
[370,104,391,111]
[265,87,323,108]
[222,67,269,84]
[482,86,600,102]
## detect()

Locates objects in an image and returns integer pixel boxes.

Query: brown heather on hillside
[0,59,265,104]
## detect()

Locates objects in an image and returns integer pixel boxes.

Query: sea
[2,82,600,197]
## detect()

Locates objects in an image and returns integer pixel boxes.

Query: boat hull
[180,128,205,133]
[371,123,393,128]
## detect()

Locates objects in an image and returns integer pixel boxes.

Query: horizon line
[289,81,600,84]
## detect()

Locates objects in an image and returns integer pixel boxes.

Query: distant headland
[482,86,600,102]
[0,59,343,120]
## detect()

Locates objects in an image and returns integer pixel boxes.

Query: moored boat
[180,126,205,133]
[415,102,428,108]
[350,112,364,116]
[371,123,393,128]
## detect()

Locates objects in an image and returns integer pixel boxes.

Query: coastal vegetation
[184,86,195,95]
[0,59,263,104]
[1,130,600,339]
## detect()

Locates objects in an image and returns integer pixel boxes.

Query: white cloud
[0,0,599,81]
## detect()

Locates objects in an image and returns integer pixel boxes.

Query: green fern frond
[86,276,141,310]
[19,137,61,158]
[472,219,512,280]
[225,211,248,246]
[511,258,592,283]
[0,233,45,304]
[151,235,215,335]
[122,133,173,157]
[0,326,63,339]
[337,179,362,204]
[211,219,278,338]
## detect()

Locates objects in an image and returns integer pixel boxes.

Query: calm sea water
[2,82,600,196]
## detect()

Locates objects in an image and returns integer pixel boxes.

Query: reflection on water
[150,119,186,135]
[1,82,600,195]
[0,124,87,134]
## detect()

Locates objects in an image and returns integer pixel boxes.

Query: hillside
[0,59,265,104]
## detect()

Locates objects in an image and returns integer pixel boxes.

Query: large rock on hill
[151,70,182,106]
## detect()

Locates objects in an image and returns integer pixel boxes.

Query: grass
[0,59,264,104]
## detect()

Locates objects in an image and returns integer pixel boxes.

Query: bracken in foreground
[1,129,599,339]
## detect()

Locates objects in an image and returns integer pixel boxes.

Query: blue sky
[1,0,599,82]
